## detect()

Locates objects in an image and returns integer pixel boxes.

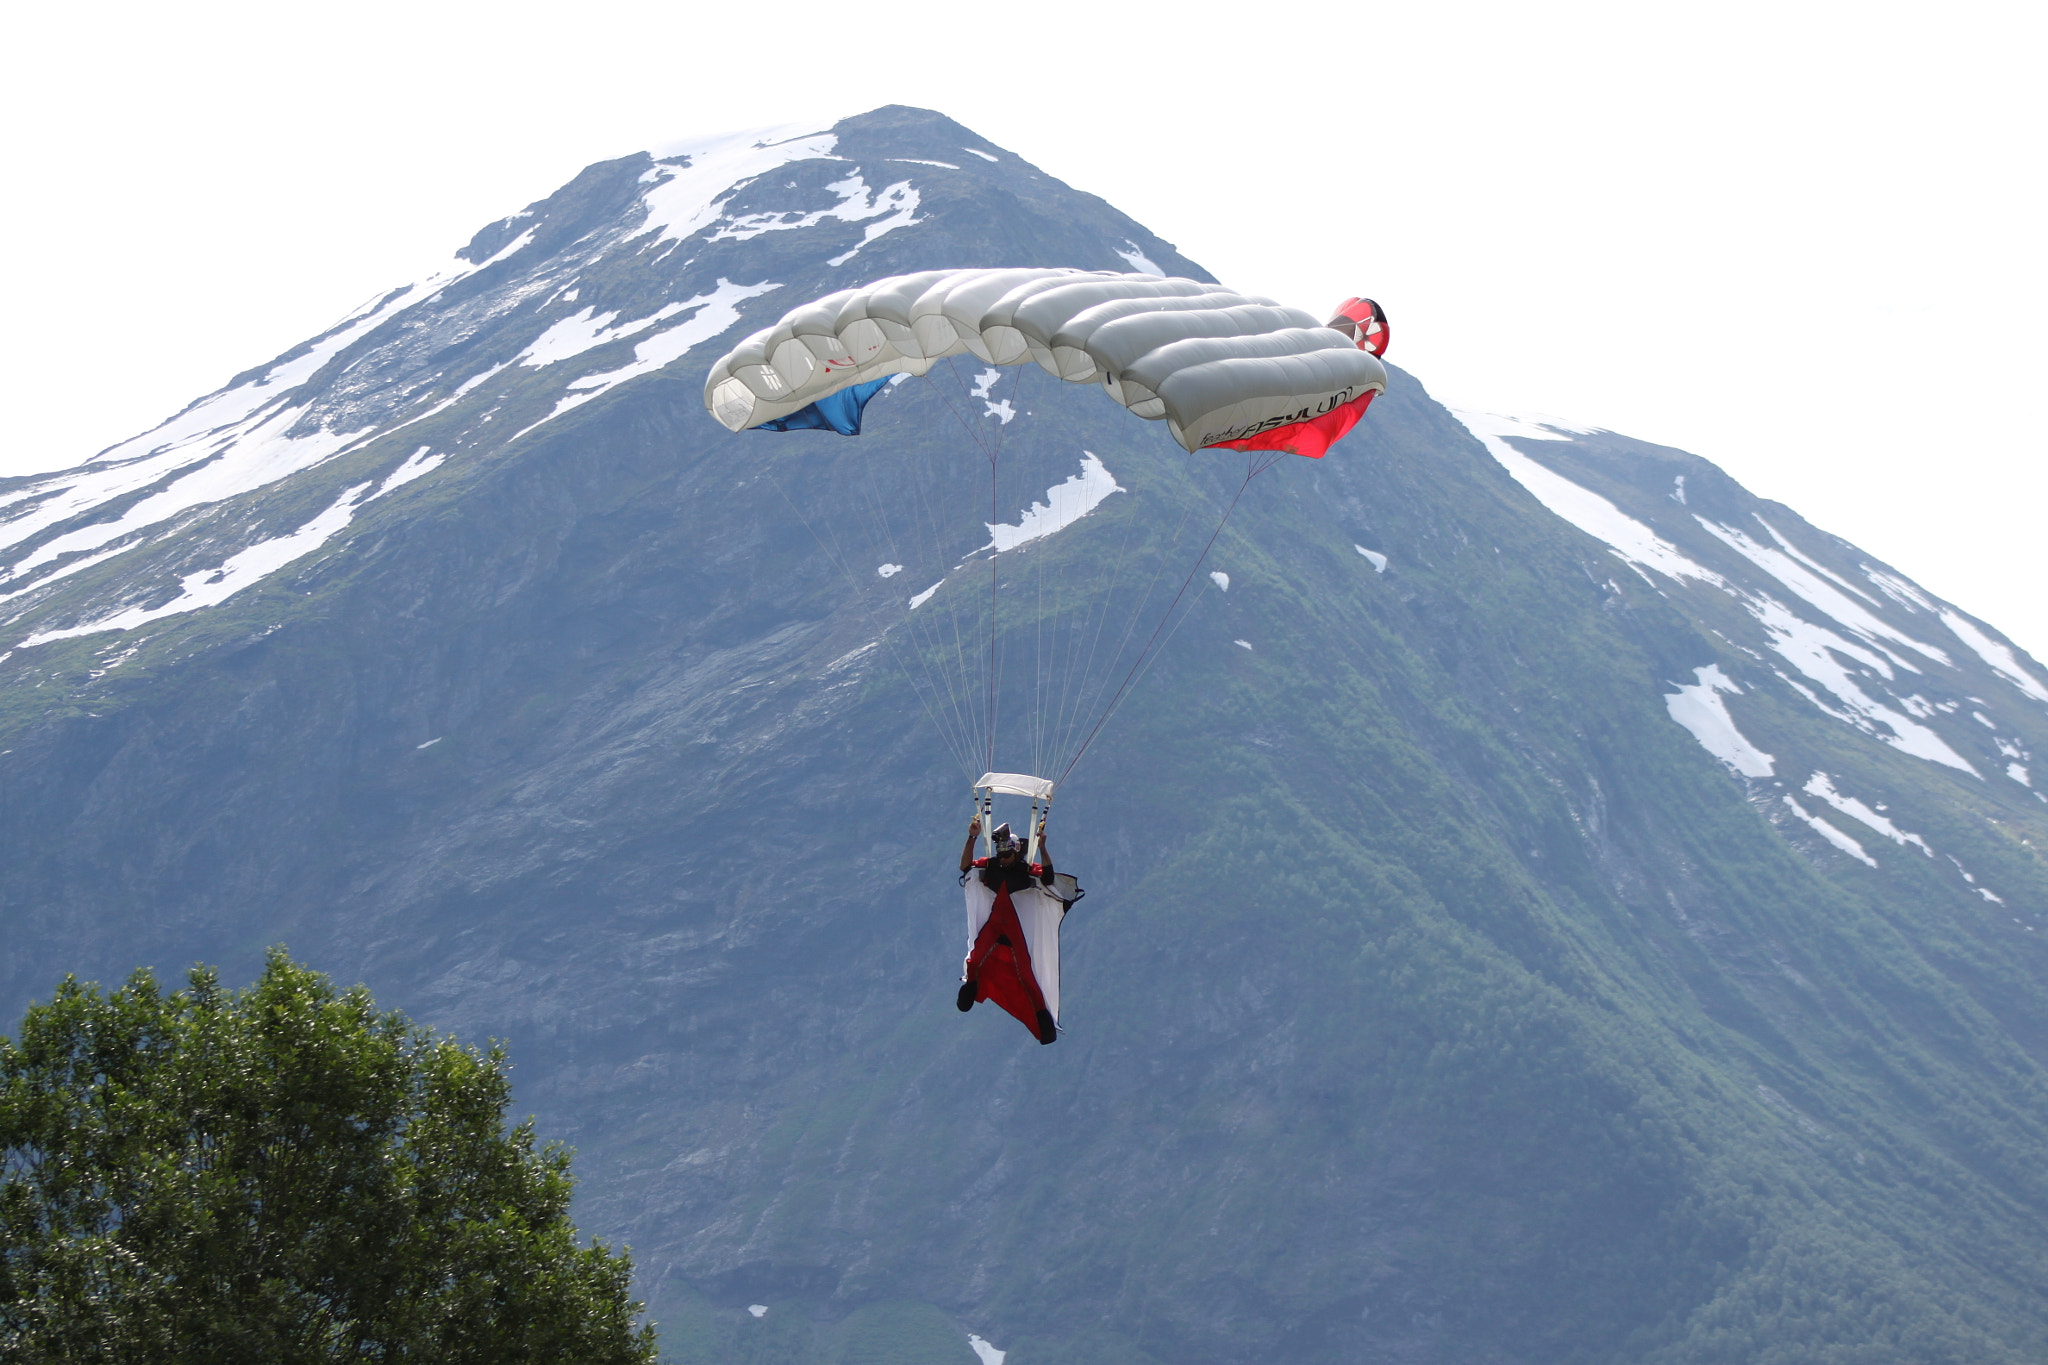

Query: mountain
[5,106,2048,1365]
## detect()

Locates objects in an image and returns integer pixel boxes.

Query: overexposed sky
[6,0,2043,653]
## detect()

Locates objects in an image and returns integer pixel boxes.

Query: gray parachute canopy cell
[702,268,1388,454]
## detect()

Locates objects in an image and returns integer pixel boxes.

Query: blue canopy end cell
[750,376,893,435]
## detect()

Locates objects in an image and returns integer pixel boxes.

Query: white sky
[5,0,2043,655]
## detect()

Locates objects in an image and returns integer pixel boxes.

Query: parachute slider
[975,772,1055,800]
[975,774,1054,873]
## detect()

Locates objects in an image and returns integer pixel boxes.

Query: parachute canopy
[704,268,1389,458]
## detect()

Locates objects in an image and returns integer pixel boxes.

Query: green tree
[0,948,657,1364]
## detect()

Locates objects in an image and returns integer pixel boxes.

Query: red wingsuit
[963,860,1063,1045]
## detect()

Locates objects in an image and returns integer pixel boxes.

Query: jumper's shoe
[1034,1009,1058,1044]
[956,980,977,1012]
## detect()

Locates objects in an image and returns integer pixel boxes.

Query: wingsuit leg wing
[962,881,1061,1044]
[961,879,996,1011]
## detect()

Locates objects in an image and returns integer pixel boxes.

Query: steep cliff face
[4,107,2047,1364]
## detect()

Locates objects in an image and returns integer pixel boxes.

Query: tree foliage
[0,948,657,1364]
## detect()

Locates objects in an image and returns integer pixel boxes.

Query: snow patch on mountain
[984,453,1123,554]
[1664,665,1774,777]
[1,285,401,543]
[376,446,447,494]
[6,404,369,582]
[831,180,922,265]
[1451,409,1725,587]
[1944,855,2006,903]
[1864,566,1937,612]
[346,363,519,459]
[89,291,397,466]
[17,446,447,647]
[1115,240,1164,274]
[517,304,691,368]
[629,119,928,265]
[103,232,535,471]
[1752,518,1880,603]
[1803,772,1931,854]
[1749,595,1978,773]
[1450,409,2020,780]
[2,446,237,561]
[0,543,134,607]
[1783,795,1878,866]
[1697,517,1948,669]
[1939,609,2048,704]
[636,124,841,245]
[512,279,782,440]
[21,483,369,645]
[968,368,1019,422]
[710,172,920,259]
[0,217,558,586]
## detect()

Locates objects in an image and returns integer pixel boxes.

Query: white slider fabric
[975,772,1056,799]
